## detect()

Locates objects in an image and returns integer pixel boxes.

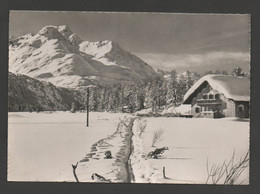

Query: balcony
[200,111,214,118]
[196,99,222,106]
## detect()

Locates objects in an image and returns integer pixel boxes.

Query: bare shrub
[72,162,79,182]
[117,117,129,137]
[206,150,249,185]
[138,119,147,137]
[152,128,165,147]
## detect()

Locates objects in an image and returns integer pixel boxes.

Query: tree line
[73,67,248,113]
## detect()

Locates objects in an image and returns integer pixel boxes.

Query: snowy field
[8,112,249,184]
[8,111,126,182]
[131,117,249,184]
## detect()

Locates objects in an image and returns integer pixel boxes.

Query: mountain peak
[37,25,74,40]
[38,25,62,39]
[57,25,73,38]
[78,40,123,59]
[9,25,156,88]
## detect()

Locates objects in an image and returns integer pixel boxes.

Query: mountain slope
[8,72,84,112]
[9,25,156,88]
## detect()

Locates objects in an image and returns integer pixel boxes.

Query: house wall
[235,101,250,118]
[190,83,236,118]
[223,98,236,117]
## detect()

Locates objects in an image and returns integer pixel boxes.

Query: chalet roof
[183,75,250,103]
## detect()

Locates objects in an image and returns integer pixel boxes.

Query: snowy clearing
[8,112,249,184]
[8,111,127,182]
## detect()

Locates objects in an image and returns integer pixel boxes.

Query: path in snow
[8,112,249,184]
[75,116,136,183]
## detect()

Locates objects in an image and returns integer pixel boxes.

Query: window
[209,94,214,99]
[203,94,208,99]
[195,107,200,113]
[215,94,220,100]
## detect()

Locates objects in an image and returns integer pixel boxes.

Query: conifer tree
[70,102,76,113]
[166,70,178,106]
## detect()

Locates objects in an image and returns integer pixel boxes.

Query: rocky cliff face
[9,25,156,89]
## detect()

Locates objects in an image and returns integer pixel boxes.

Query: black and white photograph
[8,11,250,184]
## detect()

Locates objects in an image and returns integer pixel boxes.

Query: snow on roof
[183,75,250,103]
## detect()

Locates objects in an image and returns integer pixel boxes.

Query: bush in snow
[147,146,169,159]
[152,128,165,147]
[104,151,112,159]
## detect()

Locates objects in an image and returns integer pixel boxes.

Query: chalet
[183,75,250,118]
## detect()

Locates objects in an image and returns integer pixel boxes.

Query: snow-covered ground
[131,117,249,184]
[8,111,126,182]
[8,112,249,184]
[75,116,136,183]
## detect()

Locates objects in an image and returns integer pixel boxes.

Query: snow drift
[161,104,192,116]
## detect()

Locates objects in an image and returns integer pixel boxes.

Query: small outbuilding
[183,75,250,118]
[122,105,133,113]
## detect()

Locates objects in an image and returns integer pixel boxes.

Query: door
[237,104,245,118]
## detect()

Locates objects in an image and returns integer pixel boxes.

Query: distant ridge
[8,72,84,112]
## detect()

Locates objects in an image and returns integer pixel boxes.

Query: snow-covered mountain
[9,25,156,89]
[8,72,84,112]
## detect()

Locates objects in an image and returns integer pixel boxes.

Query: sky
[9,11,250,73]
